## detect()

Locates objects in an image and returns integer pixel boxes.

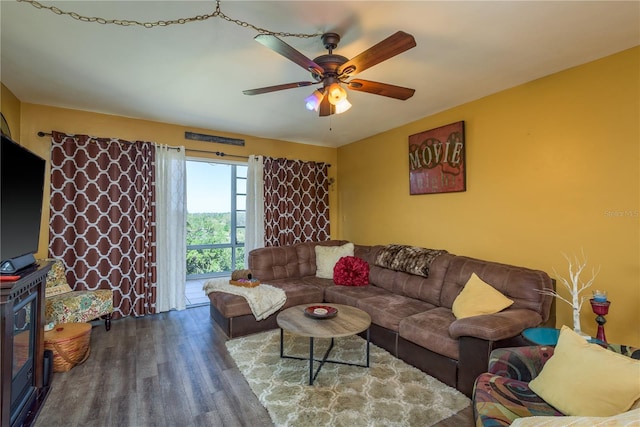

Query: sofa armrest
[488,346,555,382]
[449,308,542,341]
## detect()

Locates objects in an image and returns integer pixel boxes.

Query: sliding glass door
[186,160,247,279]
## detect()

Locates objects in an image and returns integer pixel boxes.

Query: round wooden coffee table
[276,303,371,385]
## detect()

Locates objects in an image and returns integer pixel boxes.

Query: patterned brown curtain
[263,157,330,246]
[48,131,157,318]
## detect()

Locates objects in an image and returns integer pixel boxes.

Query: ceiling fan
[243,31,417,116]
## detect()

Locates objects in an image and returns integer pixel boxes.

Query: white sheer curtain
[155,144,187,312]
[245,155,264,266]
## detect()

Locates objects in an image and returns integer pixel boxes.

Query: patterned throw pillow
[333,256,369,286]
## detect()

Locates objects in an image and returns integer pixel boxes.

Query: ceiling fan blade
[319,94,333,116]
[243,81,315,95]
[347,79,415,100]
[255,34,325,76]
[338,31,416,76]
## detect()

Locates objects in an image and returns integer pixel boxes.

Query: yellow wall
[13,102,338,262]
[337,47,640,346]
[1,82,22,142]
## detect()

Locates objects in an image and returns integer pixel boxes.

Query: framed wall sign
[408,121,465,195]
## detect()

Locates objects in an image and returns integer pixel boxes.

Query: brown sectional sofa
[208,240,555,397]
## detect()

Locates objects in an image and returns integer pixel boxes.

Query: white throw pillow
[315,243,354,279]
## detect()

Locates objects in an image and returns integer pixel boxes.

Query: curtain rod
[37,131,331,165]
[37,131,249,160]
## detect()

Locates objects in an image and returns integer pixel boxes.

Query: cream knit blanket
[203,278,287,321]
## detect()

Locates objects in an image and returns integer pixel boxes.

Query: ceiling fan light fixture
[334,98,352,114]
[304,89,325,112]
[244,31,417,117]
[327,82,347,105]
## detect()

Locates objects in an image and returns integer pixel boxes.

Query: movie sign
[408,121,466,195]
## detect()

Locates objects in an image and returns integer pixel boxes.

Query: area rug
[226,330,470,427]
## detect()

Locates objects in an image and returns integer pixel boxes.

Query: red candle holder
[589,299,610,343]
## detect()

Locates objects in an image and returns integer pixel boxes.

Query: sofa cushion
[324,284,391,307]
[364,251,454,306]
[452,273,514,319]
[261,280,325,308]
[356,293,435,333]
[354,244,383,265]
[367,254,454,306]
[248,245,301,282]
[529,326,640,417]
[333,256,369,286]
[395,253,453,304]
[315,242,354,279]
[367,264,401,293]
[399,307,459,360]
[301,275,336,290]
[45,289,113,325]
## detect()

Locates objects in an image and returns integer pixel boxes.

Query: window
[186,160,247,278]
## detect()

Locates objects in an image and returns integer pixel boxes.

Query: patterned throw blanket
[203,278,286,321]
[374,244,448,278]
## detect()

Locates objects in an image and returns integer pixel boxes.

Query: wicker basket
[44,323,91,372]
[229,279,260,288]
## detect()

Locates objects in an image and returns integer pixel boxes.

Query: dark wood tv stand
[1,261,53,427]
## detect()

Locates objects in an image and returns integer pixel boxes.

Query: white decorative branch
[541,249,600,335]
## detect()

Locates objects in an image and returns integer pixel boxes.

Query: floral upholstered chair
[473,339,640,426]
[44,259,113,330]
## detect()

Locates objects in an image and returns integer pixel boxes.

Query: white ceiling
[1,1,638,148]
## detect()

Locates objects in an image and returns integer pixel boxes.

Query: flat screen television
[0,135,46,274]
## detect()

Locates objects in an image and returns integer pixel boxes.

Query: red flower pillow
[333,256,370,286]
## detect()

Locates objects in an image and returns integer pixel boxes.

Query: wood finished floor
[34,305,474,427]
